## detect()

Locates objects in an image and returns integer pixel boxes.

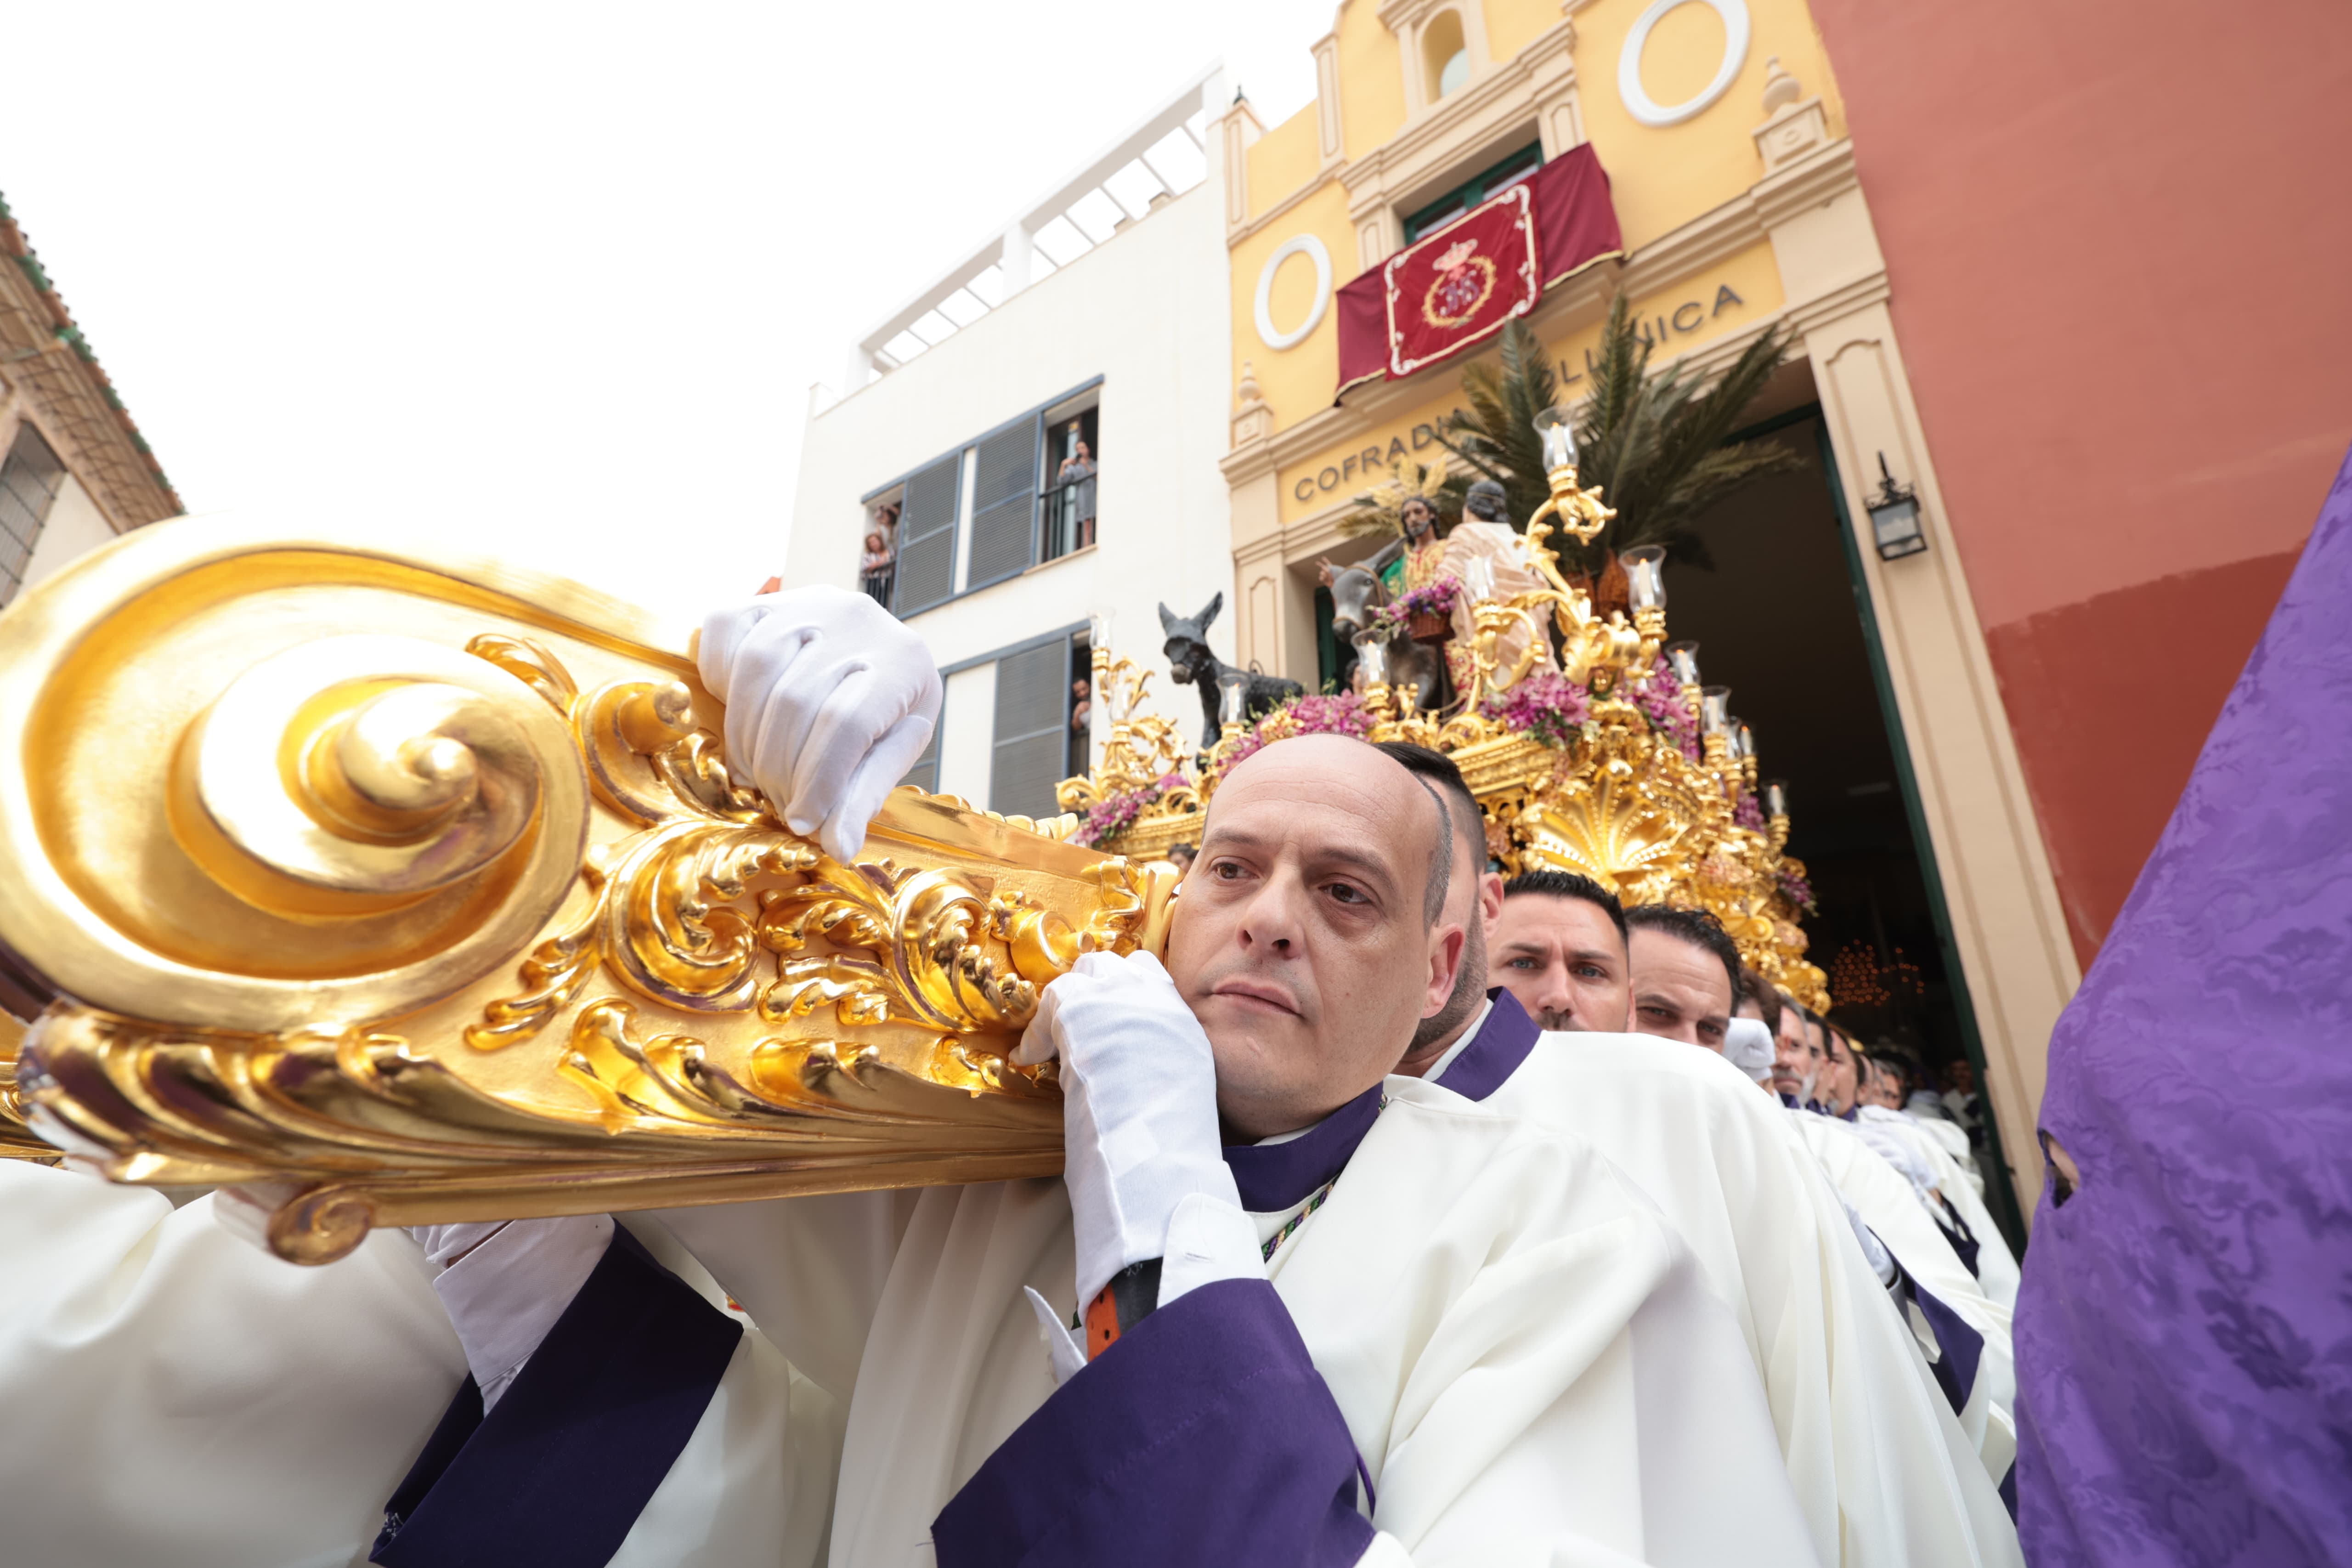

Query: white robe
[1856,1106,2020,1311]
[1469,1028,2021,1568]
[656,1069,1821,1568]
[1787,1111,2017,1483]
[0,1161,840,1568]
[0,1076,1809,1568]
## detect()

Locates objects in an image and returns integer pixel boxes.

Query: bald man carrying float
[1375,745,2022,1568]
[0,587,1813,1568]
[632,597,1814,1568]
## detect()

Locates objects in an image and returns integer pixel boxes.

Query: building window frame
[860,375,1104,621]
[1402,141,1544,242]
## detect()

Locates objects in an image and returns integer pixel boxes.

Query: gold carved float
[0,518,1172,1261]
[1061,428,1830,1010]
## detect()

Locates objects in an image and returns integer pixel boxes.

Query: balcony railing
[1038,472,1096,564]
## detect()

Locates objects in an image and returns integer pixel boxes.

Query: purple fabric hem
[933,1277,1374,1568]
[371,1227,741,1568]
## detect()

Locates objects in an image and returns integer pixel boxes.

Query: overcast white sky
[6,2,1332,617]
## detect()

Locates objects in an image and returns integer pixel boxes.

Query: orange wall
[1809,0,2352,963]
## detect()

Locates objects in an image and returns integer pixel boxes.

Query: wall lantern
[1866,452,1927,560]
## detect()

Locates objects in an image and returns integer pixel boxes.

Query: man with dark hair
[1487,870,1632,1032]
[1623,904,1739,1052]
[1425,891,2021,1565]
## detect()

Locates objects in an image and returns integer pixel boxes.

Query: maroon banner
[1336,143,1622,396]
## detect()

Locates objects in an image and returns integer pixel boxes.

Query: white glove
[1012,951,1261,1313]
[698,585,942,863]
[410,1216,614,1412]
[1723,1017,1775,1083]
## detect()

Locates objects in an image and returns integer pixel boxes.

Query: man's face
[1821,1030,1858,1115]
[1771,1012,1823,1100]
[1402,501,1432,539]
[1490,895,1630,1032]
[1858,1059,1901,1110]
[1167,736,1463,1139]
[1627,928,1732,1049]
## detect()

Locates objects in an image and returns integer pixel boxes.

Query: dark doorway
[1671,400,2027,1249]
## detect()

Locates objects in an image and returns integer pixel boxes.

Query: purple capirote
[2015,443,2352,1567]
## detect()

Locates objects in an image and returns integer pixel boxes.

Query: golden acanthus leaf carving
[0,518,1175,1262]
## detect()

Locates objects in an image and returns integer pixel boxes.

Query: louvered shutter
[989,640,1069,817]
[893,453,962,616]
[964,419,1040,590]
[899,696,944,793]
[0,423,65,608]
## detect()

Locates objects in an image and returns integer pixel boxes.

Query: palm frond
[1427,298,1804,577]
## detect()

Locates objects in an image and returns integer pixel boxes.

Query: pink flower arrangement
[1481,671,1591,749]
[1776,867,1818,915]
[1733,792,1765,830]
[1073,772,1188,849]
[1368,575,1463,637]
[1631,657,1702,761]
[1205,689,1377,786]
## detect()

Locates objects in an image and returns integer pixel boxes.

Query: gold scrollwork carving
[0,519,1164,1261]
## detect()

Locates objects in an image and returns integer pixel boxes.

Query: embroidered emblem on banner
[1382,183,1541,379]
[1423,240,1496,328]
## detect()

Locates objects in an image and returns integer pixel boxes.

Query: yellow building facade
[1212,0,2076,1221]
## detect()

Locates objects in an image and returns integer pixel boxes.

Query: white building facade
[784,70,1238,818]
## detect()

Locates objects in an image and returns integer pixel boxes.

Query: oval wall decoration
[1617,0,1751,128]
[1254,234,1333,351]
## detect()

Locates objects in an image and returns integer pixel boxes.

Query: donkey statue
[1323,562,1446,716]
[1158,593,1305,749]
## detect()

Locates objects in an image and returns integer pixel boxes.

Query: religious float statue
[0,515,1174,1259]
[1058,407,1832,1014]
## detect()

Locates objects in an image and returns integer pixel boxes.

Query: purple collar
[1431,989,1541,1102]
[1221,991,1542,1213]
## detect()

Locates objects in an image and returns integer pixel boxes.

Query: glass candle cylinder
[1355,636,1388,684]
[1734,720,1755,760]
[1217,668,1250,726]
[1621,545,1667,611]
[1665,640,1701,686]
[1764,780,1788,817]
[1700,685,1732,736]
[1534,406,1579,472]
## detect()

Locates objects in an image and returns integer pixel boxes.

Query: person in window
[858,529,894,606]
[1056,430,1097,550]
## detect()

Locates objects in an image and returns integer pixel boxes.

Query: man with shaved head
[1,594,1821,1568]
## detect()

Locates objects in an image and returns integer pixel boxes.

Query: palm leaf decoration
[1436,300,1803,574]
[1432,319,1557,535]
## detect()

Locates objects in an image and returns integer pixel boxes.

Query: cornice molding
[1229,173,1339,249]
[1752,137,1858,234]
[0,259,179,532]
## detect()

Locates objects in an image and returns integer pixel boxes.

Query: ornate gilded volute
[0,519,1174,1261]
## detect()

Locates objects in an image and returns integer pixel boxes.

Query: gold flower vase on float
[0,516,1175,1262]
